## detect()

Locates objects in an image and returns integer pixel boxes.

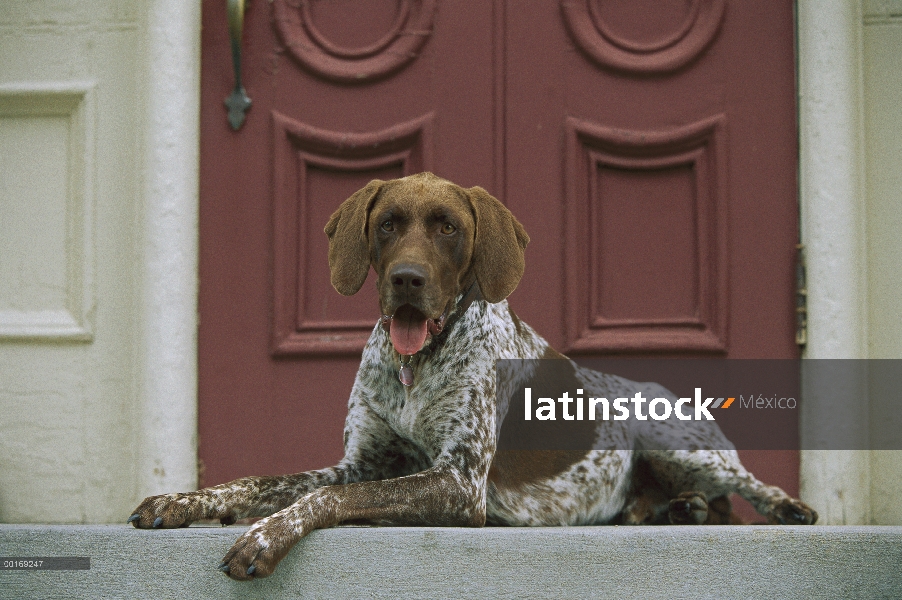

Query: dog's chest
[374,388,441,458]
[375,384,426,439]
[377,371,470,447]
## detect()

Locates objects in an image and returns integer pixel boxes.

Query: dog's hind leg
[638,449,817,525]
[623,383,818,525]
[620,456,743,525]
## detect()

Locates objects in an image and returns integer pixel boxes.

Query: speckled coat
[129,173,816,581]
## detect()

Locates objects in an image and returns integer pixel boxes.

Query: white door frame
[798,0,871,524]
[137,0,201,499]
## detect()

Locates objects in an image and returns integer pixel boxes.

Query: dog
[129,172,817,580]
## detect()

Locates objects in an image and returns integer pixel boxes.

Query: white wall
[864,3,902,359]
[0,0,199,523]
[863,0,902,524]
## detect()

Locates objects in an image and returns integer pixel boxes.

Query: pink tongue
[389,305,429,356]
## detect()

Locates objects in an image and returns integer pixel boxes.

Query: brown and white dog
[129,172,817,580]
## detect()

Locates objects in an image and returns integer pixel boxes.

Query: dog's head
[324,172,529,355]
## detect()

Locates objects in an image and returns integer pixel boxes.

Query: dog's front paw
[767,498,818,525]
[668,491,709,525]
[218,515,300,580]
[128,492,216,529]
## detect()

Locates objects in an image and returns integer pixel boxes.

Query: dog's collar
[381,280,483,386]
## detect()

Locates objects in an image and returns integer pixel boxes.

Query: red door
[199,0,799,522]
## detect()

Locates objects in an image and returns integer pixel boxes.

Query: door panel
[504,0,798,360]
[504,0,799,521]
[200,0,799,522]
[270,113,434,355]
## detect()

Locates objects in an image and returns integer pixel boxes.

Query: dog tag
[398,355,414,386]
[399,363,414,386]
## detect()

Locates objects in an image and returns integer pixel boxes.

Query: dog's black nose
[390,263,428,290]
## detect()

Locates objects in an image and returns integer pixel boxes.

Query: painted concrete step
[2,524,901,599]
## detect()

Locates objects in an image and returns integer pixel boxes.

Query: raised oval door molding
[560,0,726,74]
[272,0,437,83]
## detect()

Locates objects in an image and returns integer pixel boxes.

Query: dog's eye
[381,220,394,232]
[441,223,456,235]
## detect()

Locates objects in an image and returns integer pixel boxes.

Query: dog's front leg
[127,465,373,529]
[129,400,415,529]
[219,464,486,580]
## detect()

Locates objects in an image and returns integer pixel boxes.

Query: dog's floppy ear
[465,186,530,303]
[324,179,384,296]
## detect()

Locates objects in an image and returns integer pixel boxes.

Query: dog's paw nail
[671,501,689,514]
[152,517,163,528]
[246,565,256,576]
[218,562,230,572]
[127,514,140,524]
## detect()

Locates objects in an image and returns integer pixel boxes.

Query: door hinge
[795,244,807,347]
